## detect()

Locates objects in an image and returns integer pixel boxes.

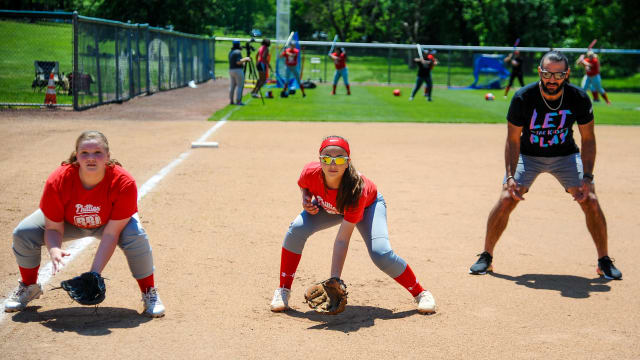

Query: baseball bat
[328,35,339,55]
[416,43,424,61]
[513,38,520,50]
[284,31,295,48]
[587,39,597,50]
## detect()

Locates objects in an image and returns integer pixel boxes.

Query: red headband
[319,137,350,156]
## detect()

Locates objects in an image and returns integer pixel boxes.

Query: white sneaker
[414,290,436,314]
[270,287,290,312]
[4,282,42,312]
[142,287,165,318]
[408,96,414,101]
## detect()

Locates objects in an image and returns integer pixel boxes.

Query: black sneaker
[597,256,622,280]
[469,251,493,274]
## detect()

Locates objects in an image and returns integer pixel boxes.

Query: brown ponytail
[61,130,121,167]
[335,162,364,213]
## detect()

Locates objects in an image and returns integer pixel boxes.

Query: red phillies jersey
[332,52,347,69]
[40,164,138,229]
[584,57,600,76]
[297,162,378,223]
[282,47,299,66]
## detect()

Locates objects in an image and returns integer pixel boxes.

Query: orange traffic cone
[44,72,57,106]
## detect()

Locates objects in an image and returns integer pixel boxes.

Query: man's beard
[540,79,566,95]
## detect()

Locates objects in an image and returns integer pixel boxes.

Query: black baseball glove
[60,271,106,306]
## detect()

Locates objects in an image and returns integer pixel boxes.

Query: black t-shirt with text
[507,82,593,157]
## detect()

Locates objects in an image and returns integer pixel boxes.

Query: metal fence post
[387,47,392,85]
[127,22,134,99]
[158,35,162,90]
[115,28,121,100]
[447,49,451,88]
[145,26,150,95]
[127,23,134,99]
[182,38,186,86]
[136,24,142,96]
[211,37,216,81]
[72,11,79,110]
[324,46,327,83]
[94,26,103,104]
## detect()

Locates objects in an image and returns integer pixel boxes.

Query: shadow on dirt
[489,272,612,298]
[284,305,434,332]
[9,306,153,335]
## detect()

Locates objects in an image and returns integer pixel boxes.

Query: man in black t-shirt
[469,51,622,280]
[504,50,524,98]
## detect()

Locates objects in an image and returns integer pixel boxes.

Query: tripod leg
[250,60,265,105]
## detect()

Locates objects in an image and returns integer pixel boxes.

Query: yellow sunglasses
[319,155,350,165]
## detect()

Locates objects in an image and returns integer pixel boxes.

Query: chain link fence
[215,38,640,92]
[0,10,215,110]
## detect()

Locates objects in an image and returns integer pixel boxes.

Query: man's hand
[48,247,70,275]
[573,179,592,203]
[506,177,525,201]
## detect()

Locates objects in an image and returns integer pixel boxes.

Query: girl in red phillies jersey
[270,136,436,314]
[6,131,164,317]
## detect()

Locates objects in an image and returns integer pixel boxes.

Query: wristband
[583,173,594,181]
[506,175,515,182]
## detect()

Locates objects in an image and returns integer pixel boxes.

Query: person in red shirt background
[270,136,436,314]
[577,50,611,105]
[329,47,350,95]
[5,131,165,317]
[279,41,306,98]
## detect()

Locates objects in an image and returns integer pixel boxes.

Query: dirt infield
[1,80,639,359]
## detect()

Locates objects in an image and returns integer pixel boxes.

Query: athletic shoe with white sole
[142,287,165,318]
[414,290,436,314]
[270,287,290,312]
[597,256,622,280]
[469,251,493,274]
[4,282,42,312]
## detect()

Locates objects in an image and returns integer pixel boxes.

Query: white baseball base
[190,141,219,148]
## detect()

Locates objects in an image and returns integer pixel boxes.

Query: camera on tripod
[243,29,262,57]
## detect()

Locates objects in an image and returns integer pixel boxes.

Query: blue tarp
[469,54,510,89]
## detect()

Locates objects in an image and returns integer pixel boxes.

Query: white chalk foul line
[1,118,229,322]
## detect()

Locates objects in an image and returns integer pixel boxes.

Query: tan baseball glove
[304,277,348,315]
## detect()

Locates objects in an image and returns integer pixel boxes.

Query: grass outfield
[210,84,640,125]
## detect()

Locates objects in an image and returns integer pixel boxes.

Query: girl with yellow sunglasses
[270,135,436,314]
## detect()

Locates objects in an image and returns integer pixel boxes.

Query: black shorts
[257,62,267,72]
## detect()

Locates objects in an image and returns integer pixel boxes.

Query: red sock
[393,265,424,297]
[279,247,302,289]
[19,265,40,286]
[136,273,155,293]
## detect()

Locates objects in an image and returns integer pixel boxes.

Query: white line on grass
[0,111,238,322]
